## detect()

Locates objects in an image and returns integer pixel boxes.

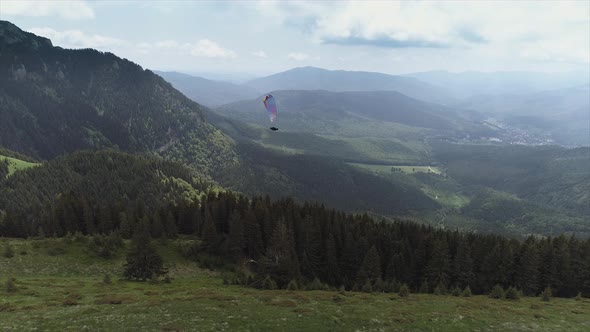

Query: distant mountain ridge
[456,84,590,146]
[243,66,455,105]
[217,89,490,135]
[155,71,259,107]
[406,70,590,99]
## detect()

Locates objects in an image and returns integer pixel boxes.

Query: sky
[1,0,589,77]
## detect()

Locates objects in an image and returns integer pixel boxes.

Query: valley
[0,11,589,332]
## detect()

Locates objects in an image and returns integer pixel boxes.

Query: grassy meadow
[0,155,39,177]
[1,238,589,331]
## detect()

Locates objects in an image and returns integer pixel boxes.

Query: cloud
[258,1,589,64]
[252,50,268,58]
[27,27,124,49]
[287,52,310,61]
[190,39,237,58]
[3,0,94,20]
[28,27,239,62]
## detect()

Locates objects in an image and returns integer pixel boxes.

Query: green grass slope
[0,155,38,177]
[1,238,589,331]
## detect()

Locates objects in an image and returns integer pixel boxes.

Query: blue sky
[2,1,589,76]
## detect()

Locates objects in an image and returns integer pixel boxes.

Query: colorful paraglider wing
[263,95,278,123]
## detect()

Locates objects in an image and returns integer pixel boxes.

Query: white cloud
[28,27,124,49]
[259,1,590,64]
[252,50,268,58]
[288,52,310,61]
[189,39,237,58]
[3,0,94,20]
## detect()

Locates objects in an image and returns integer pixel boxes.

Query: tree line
[1,190,588,298]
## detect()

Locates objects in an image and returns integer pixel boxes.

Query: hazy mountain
[217,90,491,135]
[406,70,590,99]
[243,66,455,105]
[457,84,590,146]
[0,20,237,176]
[155,71,259,107]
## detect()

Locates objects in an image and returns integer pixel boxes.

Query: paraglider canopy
[263,95,278,130]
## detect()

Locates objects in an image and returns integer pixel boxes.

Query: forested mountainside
[0,150,211,236]
[0,20,237,176]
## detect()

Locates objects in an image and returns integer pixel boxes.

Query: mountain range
[154,71,259,107]
[0,20,588,237]
[242,66,456,105]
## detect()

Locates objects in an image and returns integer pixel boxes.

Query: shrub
[398,284,410,297]
[575,292,582,301]
[373,278,386,293]
[164,275,172,284]
[306,277,328,291]
[103,274,112,285]
[461,286,472,297]
[149,273,159,285]
[361,279,373,293]
[4,277,17,293]
[419,280,429,294]
[489,284,504,299]
[338,285,346,295]
[433,282,447,295]
[451,286,461,297]
[541,286,552,302]
[63,293,81,306]
[262,275,277,290]
[505,287,520,300]
[287,279,299,291]
[2,244,14,258]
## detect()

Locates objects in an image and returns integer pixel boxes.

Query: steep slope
[243,66,455,105]
[0,20,237,176]
[155,71,259,107]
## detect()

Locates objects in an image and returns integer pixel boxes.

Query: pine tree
[227,210,244,258]
[489,284,505,299]
[201,209,218,254]
[399,284,410,297]
[452,239,474,288]
[515,238,540,296]
[260,221,300,288]
[541,286,552,301]
[123,227,166,281]
[118,211,132,239]
[164,211,178,238]
[322,233,340,285]
[425,238,451,288]
[151,213,164,239]
[357,245,382,284]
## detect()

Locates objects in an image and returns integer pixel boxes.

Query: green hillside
[0,150,211,236]
[0,155,38,177]
[1,238,589,332]
[0,20,237,177]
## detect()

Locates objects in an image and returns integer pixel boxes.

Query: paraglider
[263,94,278,131]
